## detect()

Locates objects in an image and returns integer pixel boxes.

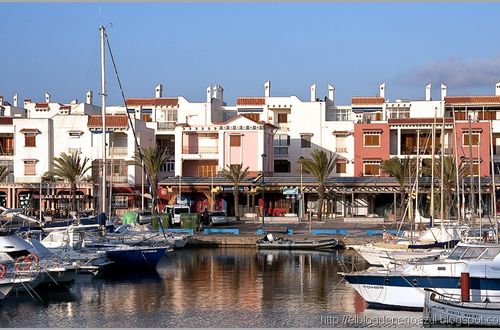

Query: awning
[113,187,134,195]
[20,128,41,134]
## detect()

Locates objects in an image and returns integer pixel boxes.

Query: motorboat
[423,288,500,326]
[342,242,500,310]
[256,234,341,250]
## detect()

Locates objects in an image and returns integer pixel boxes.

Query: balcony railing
[109,147,128,156]
[182,146,218,154]
[157,122,176,130]
[108,175,128,183]
[335,147,348,153]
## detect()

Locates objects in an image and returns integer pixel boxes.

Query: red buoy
[461,272,470,302]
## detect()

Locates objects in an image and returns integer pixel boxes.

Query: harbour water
[0,248,422,328]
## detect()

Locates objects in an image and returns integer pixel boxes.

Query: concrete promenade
[186,216,408,247]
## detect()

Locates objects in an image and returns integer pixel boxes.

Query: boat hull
[423,289,500,326]
[256,239,339,250]
[345,274,500,310]
[105,246,168,270]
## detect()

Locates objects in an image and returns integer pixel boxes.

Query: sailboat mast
[468,115,476,234]
[489,120,498,243]
[100,26,107,215]
[451,107,462,224]
[440,111,445,229]
[430,107,437,226]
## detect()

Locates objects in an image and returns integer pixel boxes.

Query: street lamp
[299,156,304,222]
[261,153,267,230]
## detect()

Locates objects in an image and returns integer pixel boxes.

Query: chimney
[206,86,212,102]
[496,82,500,96]
[441,83,447,101]
[86,91,93,104]
[0,96,3,106]
[328,84,335,103]
[264,81,271,97]
[425,83,432,101]
[310,83,316,102]
[212,85,224,102]
[13,94,18,107]
[45,92,50,103]
[155,84,163,98]
[24,98,31,107]
[379,82,386,99]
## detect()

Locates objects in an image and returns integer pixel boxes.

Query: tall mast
[440,110,445,230]
[468,115,476,234]
[430,107,437,226]
[100,26,107,214]
[489,120,498,243]
[451,107,462,224]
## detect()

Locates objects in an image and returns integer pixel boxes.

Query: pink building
[353,123,390,177]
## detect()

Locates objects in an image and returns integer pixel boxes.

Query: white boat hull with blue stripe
[343,242,500,309]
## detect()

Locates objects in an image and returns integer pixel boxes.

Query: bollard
[460,272,470,302]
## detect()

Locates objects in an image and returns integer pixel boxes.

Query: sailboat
[351,109,464,268]
[95,26,168,271]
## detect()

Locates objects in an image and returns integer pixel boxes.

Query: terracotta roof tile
[236,97,266,106]
[388,118,454,124]
[59,105,71,110]
[0,117,13,125]
[88,115,129,128]
[35,102,49,108]
[352,97,384,105]
[444,96,500,105]
[126,98,178,107]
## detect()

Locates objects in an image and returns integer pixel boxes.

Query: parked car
[208,210,228,226]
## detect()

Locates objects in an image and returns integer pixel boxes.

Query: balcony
[108,175,128,183]
[109,147,128,156]
[157,122,176,130]
[182,146,218,154]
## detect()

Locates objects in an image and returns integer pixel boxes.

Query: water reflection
[0,248,422,328]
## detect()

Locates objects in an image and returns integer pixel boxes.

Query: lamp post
[261,153,267,230]
[299,156,304,222]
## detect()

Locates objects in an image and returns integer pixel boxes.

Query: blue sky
[2,3,500,106]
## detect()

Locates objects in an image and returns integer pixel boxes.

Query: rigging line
[103,30,168,241]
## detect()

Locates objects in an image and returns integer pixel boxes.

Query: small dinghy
[256,234,340,250]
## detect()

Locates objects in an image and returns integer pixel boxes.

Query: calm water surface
[0,248,422,328]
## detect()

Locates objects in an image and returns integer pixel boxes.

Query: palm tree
[132,145,170,217]
[0,165,10,182]
[298,149,338,221]
[380,156,413,216]
[44,152,91,212]
[434,155,468,219]
[221,163,249,219]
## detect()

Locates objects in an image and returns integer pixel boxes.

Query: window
[463,132,480,146]
[364,132,380,147]
[274,134,290,156]
[274,160,291,173]
[363,161,381,176]
[197,164,217,177]
[142,114,152,122]
[335,136,347,153]
[167,109,178,122]
[462,159,480,176]
[242,113,260,122]
[229,135,241,147]
[336,162,346,174]
[160,159,175,172]
[24,160,36,175]
[277,113,288,123]
[24,134,36,147]
[301,134,312,148]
